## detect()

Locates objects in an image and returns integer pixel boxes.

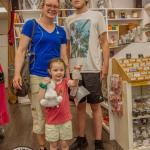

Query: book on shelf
[14,12,24,23]
[15,27,22,37]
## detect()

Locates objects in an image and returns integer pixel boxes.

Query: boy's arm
[100,32,110,80]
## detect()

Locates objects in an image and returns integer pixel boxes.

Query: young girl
[39,58,80,150]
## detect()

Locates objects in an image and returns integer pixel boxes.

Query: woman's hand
[13,74,22,90]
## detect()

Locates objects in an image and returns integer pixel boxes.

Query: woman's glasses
[45,4,59,11]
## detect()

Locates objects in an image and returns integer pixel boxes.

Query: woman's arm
[38,77,51,101]
[13,34,31,89]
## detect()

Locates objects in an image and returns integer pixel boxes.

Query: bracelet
[39,82,47,89]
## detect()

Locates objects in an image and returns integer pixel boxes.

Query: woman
[13,0,68,150]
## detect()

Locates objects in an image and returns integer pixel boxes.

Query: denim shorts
[78,73,104,104]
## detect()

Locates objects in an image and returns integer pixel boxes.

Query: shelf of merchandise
[15,37,20,39]
[132,115,150,120]
[108,30,118,32]
[133,146,150,150]
[102,122,110,133]
[14,9,41,21]
[108,18,143,21]
[108,42,150,150]
[15,9,41,12]
[14,9,40,51]
[131,80,150,86]
[14,23,24,25]
[107,8,144,48]
[107,8,143,10]
[109,43,129,49]
[101,102,109,110]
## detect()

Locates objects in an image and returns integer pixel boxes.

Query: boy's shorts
[78,73,104,104]
[45,120,72,142]
[29,75,46,134]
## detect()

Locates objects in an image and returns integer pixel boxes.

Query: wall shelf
[102,122,110,133]
[108,18,143,21]
[101,102,109,110]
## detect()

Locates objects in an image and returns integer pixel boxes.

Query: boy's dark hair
[48,58,67,69]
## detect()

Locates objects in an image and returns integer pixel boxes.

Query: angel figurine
[28,0,40,9]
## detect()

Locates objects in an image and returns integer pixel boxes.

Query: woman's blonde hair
[40,0,60,9]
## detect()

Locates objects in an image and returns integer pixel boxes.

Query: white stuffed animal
[40,81,62,108]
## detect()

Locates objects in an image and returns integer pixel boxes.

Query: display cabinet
[108,42,150,150]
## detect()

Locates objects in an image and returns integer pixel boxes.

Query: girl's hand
[74,65,82,70]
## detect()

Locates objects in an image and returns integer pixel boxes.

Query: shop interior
[1,0,150,149]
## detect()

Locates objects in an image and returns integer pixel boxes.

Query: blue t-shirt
[22,19,67,77]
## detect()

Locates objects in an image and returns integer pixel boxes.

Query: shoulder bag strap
[27,19,36,64]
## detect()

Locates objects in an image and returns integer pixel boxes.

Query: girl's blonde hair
[40,0,60,9]
[48,58,67,69]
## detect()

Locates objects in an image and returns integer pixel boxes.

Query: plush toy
[70,65,82,99]
[70,65,90,105]
[40,81,62,108]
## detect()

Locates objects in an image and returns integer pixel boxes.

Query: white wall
[0,18,8,34]
[112,0,134,8]
[89,0,150,8]
[89,0,134,8]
